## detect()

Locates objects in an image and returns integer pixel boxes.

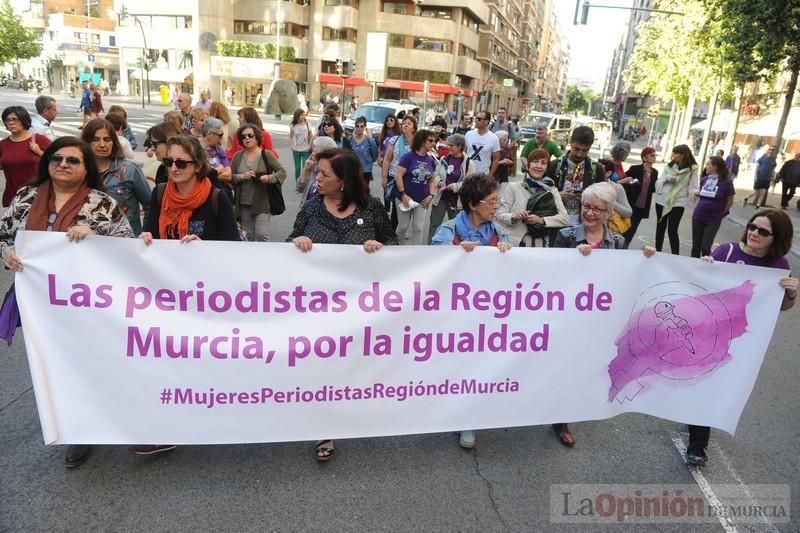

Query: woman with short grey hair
[428,133,470,243]
[200,116,231,183]
[298,136,338,203]
[608,141,631,182]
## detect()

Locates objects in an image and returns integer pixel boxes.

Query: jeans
[690,219,721,258]
[239,206,271,242]
[292,150,311,186]
[427,195,458,244]
[781,183,797,208]
[395,200,428,245]
[654,204,685,255]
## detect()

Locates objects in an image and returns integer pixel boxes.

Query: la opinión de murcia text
[45,274,614,367]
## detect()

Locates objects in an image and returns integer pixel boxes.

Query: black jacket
[545,153,604,191]
[777,160,800,186]
[624,164,659,216]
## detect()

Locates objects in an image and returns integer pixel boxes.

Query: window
[419,7,451,19]
[458,45,476,60]
[388,34,405,47]
[387,67,448,84]
[413,37,451,53]
[322,27,357,41]
[461,14,479,32]
[235,21,308,37]
[383,1,406,14]
[325,0,358,6]
[109,35,116,46]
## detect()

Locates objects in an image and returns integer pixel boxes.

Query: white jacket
[497,178,570,247]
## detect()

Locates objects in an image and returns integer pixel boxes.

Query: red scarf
[25,180,92,232]
[159,178,212,239]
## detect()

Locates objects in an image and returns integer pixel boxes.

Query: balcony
[455,55,481,79]
[321,5,358,28]
[234,0,309,26]
[387,48,453,73]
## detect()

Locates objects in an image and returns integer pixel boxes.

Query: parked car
[518,112,574,150]
[343,100,418,138]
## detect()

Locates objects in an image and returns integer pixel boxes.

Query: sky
[554,0,634,91]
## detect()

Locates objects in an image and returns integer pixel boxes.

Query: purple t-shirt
[692,175,735,225]
[711,241,791,270]
[397,151,436,202]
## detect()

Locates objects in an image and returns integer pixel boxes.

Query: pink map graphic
[608,281,754,403]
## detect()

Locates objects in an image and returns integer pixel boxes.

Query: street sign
[503,78,514,87]
[87,54,96,63]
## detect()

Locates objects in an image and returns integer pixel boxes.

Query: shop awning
[689,109,735,132]
[319,73,475,97]
[736,106,800,139]
[130,68,193,83]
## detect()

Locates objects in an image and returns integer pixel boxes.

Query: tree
[0,0,42,71]
[703,0,800,151]
[563,85,588,115]
[581,88,600,116]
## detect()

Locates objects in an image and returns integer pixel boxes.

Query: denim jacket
[101,158,152,235]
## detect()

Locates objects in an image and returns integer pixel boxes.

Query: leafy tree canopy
[0,0,42,66]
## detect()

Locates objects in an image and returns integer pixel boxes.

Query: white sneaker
[459,430,476,449]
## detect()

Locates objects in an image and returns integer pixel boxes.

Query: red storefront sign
[318,73,473,96]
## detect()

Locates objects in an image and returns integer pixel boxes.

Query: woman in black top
[288,148,396,461]
[622,146,659,248]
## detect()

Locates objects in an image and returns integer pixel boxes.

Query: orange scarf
[159,178,212,239]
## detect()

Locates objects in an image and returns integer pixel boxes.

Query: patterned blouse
[0,184,135,257]
[288,195,398,245]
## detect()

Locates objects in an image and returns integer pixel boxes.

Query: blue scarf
[453,210,498,245]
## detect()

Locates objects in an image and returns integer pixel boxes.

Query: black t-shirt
[143,183,240,241]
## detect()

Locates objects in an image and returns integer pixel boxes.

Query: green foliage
[0,0,42,66]
[564,85,588,114]
[216,40,296,62]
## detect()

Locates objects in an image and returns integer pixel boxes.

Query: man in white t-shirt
[464,111,500,178]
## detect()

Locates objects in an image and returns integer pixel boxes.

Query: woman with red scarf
[0,136,134,468]
[140,135,239,243]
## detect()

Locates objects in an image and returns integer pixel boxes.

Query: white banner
[13,231,787,445]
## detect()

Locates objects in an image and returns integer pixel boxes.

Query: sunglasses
[324,123,335,127]
[209,131,224,137]
[426,138,436,143]
[163,158,196,169]
[746,223,773,237]
[355,124,366,128]
[148,140,164,148]
[242,133,256,139]
[49,155,83,167]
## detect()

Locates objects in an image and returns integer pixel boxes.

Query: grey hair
[495,130,509,141]
[581,182,617,210]
[312,136,337,152]
[610,141,631,161]
[202,117,224,136]
[35,95,55,114]
[446,133,466,150]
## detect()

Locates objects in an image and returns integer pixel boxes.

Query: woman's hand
[401,193,410,208]
[363,240,383,254]
[497,242,512,253]
[139,232,154,246]
[2,248,23,272]
[293,236,313,253]
[577,243,593,256]
[701,255,714,263]
[460,241,478,253]
[642,246,656,258]
[66,225,95,242]
[421,194,433,208]
[180,234,201,243]
[525,214,543,225]
[29,139,43,156]
[779,276,798,297]
[258,173,273,184]
[244,170,256,180]
[513,209,528,222]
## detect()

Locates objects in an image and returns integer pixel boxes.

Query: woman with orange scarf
[140,135,239,243]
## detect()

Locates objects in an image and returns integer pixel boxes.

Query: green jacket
[231,149,287,216]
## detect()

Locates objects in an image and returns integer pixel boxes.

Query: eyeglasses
[746,223,773,237]
[479,198,499,206]
[209,131,224,137]
[324,123,335,127]
[4,117,19,124]
[582,204,608,214]
[477,116,489,121]
[48,154,83,167]
[242,133,256,139]
[162,158,196,169]
[355,124,366,128]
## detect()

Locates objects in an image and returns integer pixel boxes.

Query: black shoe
[64,444,90,468]
[686,446,707,467]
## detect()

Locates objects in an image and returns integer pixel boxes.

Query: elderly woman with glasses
[0,106,52,207]
[0,137,134,468]
[200,117,232,183]
[229,124,287,241]
[394,129,438,245]
[551,182,655,448]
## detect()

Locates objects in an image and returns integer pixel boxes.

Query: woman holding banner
[0,136,134,468]
[431,174,512,449]
[687,209,797,466]
[552,182,655,447]
[289,148,396,461]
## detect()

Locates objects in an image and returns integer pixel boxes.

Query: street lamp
[120,6,150,108]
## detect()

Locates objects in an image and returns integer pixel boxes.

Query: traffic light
[574,0,590,25]
[346,59,356,77]
[335,59,343,75]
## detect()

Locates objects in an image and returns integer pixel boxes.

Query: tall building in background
[13,0,570,115]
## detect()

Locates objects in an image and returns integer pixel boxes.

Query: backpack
[525,187,558,237]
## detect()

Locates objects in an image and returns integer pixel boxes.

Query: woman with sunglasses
[200,117,232,185]
[230,124,287,241]
[551,182,656,448]
[80,118,151,235]
[394,129,437,245]
[0,137,134,467]
[382,115,418,230]
[140,135,239,243]
[0,106,52,207]
[320,118,352,150]
[227,107,278,161]
[289,148,396,461]
[350,116,378,182]
[377,113,400,163]
[145,121,183,190]
[685,209,797,467]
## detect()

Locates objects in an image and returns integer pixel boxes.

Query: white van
[518,112,574,150]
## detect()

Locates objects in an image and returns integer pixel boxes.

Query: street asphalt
[0,88,798,532]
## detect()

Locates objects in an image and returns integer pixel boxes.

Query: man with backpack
[545,126,605,226]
